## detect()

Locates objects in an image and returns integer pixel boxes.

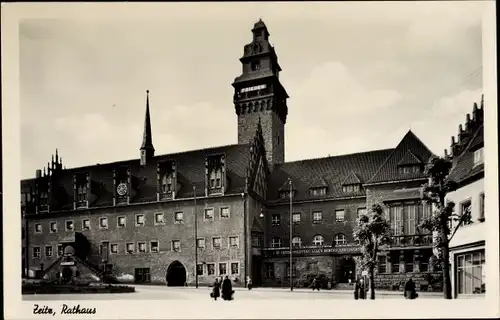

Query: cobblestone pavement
[23,285,442,301]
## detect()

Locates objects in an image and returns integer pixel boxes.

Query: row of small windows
[196,262,240,276]
[32,236,240,258]
[271,208,366,226]
[33,207,231,234]
[271,234,348,248]
[280,185,363,199]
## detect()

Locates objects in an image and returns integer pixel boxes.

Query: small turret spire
[55,148,59,163]
[140,90,155,166]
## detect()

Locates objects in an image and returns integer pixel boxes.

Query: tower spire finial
[140,90,155,165]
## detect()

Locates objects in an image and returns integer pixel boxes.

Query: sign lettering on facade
[262,245,361,257]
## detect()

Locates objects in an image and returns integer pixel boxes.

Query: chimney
[444,149,448,158]
[36,169,42,178]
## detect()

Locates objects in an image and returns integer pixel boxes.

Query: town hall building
[21,20,482,290]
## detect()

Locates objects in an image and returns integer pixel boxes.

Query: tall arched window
[292,237,302,248]
[335,234,347,246]
[77,184,87,203]
[161,172,173,193]
[312,235,324,246]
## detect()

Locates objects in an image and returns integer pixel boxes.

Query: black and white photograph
[2,1,498,319]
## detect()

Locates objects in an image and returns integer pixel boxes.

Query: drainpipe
[242,193,248,287]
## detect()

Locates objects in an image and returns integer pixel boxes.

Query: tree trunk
[369,266,375,300]
[442,242,452,299]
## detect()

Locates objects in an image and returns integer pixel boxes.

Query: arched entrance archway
[338,256,356,283]
[166,261,187,287]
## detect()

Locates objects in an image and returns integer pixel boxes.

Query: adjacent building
[446,98,485,298]
[22,20,457,290]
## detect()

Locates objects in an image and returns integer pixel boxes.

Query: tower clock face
[117,183,128,196]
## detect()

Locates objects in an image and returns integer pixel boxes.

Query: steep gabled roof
[367,130,435,184]
[268,148,393,203]
[23,143,251,212]
[341,172,363,185]
[448,124,484,184]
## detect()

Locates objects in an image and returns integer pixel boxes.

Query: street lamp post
[193,186,198,288]
[289,178,293,292]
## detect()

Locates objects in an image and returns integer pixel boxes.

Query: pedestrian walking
[222,276,234,300]
[247,276,253,290]
[358,278,367,299]
[404,278,418,299]
[354,279,360,300]
[210,278,221,301]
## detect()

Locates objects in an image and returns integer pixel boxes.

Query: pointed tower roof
[140,90,155,153]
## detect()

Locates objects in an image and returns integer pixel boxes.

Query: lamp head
[259,208,264,218]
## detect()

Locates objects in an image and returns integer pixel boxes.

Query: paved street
[23,285,442,301]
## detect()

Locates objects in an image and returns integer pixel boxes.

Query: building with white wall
[446,96,485,298]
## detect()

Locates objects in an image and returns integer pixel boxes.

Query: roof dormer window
[342,184,361,193]
[474,147,484,166]
[310,187,327,197]
[398,165,422,174]
[206,155,226,196]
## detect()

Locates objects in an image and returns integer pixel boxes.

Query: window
[99,217,108,230]
[335,210,345,222]
[126,243,135,254]
[154,213,165,225]
[392,262,400,273]
[82,219,90,231]
[209,168,222,189]
[271,214,280,226]
[229,236,239,248]
[420,262,428,272]
[460,200,473,226]
[137,242,146,253]
[39,191,48,208]
[313,235,324,246]
[150,241,159,253]
[34,223,42,234]
[335,234,347,246]
[271,237,282,248]
[357,208,367,218]
[250,60,261,71]
[343,184,361,193]
[404,204,417,235]
[389,205,404,235]
[286,262,296,277]
[310,187,327,197]
[49,222,57,233]
[33,247,41,259]
[474,148,484,165]
[220,207,230,219]
[406,262,414,273]
[174,212,183,223]
[110,243,119,254]
[65,220,74,231]
[478,193,485,222]
[292,213,301,223]
[312,211,322,223]
[456,250,485,295]
[219,263,227,275]
[207,263,215,275]
[194,238,205,250]
[204,208,214,221]
[117,216,126,228]
[196,264,204,276]
[292,236,302,248]
[45,246,53,258]
[77,182,87,206]
[252,235,261,247]
[265,263,274,278]
[231,262,239,275]
[57,244,63,257]
[398,165,421,174]
[172,240,181,252]
[378,255,387,274]
[161,172,173,193]
[135,214,145,227]
[212,237,222,249]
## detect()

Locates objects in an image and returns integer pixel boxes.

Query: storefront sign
[61,261,75,266]
[262,245,361,257]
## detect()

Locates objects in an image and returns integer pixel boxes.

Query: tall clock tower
[232,19,289,168]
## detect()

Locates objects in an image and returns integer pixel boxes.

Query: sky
[19,2,484,179]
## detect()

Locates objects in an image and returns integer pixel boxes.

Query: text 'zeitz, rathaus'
[21,19,485,296]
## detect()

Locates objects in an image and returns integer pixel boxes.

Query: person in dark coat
[247,276,253,290]
[211,278,221,301]
[221,276,234,300]
[404,278,417,299]
[354,279,360,300]
[358,278,367,299]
